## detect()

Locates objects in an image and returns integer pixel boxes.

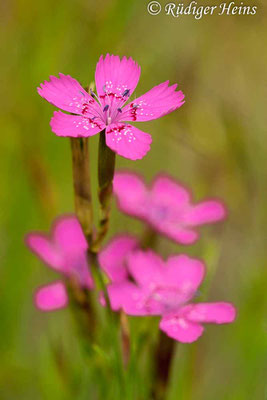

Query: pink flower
[26,215,93,311]
[113,172,226,244]
[105,250,236,343]
[37,54,185,160]
[106,250,205,316]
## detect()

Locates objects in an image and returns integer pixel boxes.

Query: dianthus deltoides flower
[26,216,93,311]
[37,54,185,160]
[113,172,226,244]
[99,241,236,343]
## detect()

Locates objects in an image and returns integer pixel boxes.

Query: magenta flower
[26,215,93,311]
[37,54,185,160]
[113,172,226,244]
[104,250,236,343]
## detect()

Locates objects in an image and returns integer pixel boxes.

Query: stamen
[103,105,109,112]
[117,108,122,113]
[90,89,97,98]
[122,89,130,97]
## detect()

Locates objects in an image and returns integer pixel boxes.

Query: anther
[103,105,109,112]
[122,89,130,97]
[90,89,97,98]
[117,108,122,113]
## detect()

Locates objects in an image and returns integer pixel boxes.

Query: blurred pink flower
[113,172,226,244]
[26,215,93,311]
[106,250,236,343]
[37,54,185,160]
[106,250,205,316]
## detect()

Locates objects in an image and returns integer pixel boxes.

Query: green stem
[120,311,131,368]
[69,136,97,352]
[67,277,96,350]
[90,253,125,398]
[141,227,158,249]
[90,251,112,313]
[92,130,116,252]
[152,331,175,400]
[70,137,93,245]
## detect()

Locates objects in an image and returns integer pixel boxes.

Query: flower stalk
[70,136,96,345]
[67,277,96,344]
[153,332,175,400]
[120,311,131,368]
[92,130,116,252]
[70,137,93,246]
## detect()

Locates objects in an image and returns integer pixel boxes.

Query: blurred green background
[1,0,267,398]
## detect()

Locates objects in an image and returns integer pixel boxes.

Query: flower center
[137,284,189,314]
[148,204,170,223]
[152,285,186,310]
[80,86,132,127]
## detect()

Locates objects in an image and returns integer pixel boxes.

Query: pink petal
[53,216,88,252]
[35,281,68,311]
[53,216,93,288]
[161,226,199,245]
[160,315,204,343]
[62,252,93,289]
[122,81,185,122]
[105,123,152,160]
[113,172,148,217]
[98,235,138,282]
[50,111,104,137]
[165,255,205,296]
[148,176,205,244]
[107,282,161,316]
[127,250,165,287]
[25,233,63,272]
[37,73,96,114]
[151,175,190,207]
[184,201,227,226]
[107,282,142,313]
[95,54,141,105]
[185,302,236,324]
